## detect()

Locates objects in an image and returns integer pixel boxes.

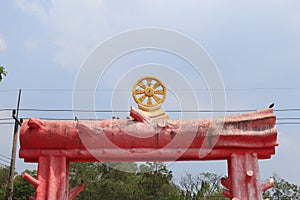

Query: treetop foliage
[0,66,7,82]
[0,163,299,200]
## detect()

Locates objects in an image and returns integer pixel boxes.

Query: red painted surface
[221,153,274,199]
[19,108,277,199]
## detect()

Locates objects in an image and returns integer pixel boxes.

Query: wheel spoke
[146,79,152,87]
[134,89,144,95]
[138,82,146,89]
[153,95,162,104]
[138,95,147,103]
[147,97,153,106]
[152,81,161,90]
[154,89,164,95]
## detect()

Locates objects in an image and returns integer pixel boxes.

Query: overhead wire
[0,122,14,125]
[0,162,9,167]
[1,108,300,117]
[1,87,300,92]
[276,122,300,125]
[2,108,300,113]
[0,117,13,121]
[2,117,300,125]
[1,87,300,125]
[0,157,10,164]
[0,154,11,160]
[277,118,300,120]
[21,117,105,121]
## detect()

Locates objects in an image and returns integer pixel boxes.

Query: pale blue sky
[0,0,300,185]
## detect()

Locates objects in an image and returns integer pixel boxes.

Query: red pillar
[23,156,85,200]
[221,153,274,200]
[36,156,68,200]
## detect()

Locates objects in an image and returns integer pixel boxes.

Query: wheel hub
[145,87,154,97]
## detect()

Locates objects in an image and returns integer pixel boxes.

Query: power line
[1,106,300,125]
[11,115,300,122]
[1,108,300,113]
[275,109,300,112]
[2,121,300,125]
[21,117,105,121]
[2,104,300,113]
[0,108,291,112]
[0,117,13,121]
[0,122,14,125]
[277,117,300,120]
[0,109,12,111]
[2,107,300,116]
[277,122,300,125]
[18,117,300,123]
[1,117,300,125]
[0,162,9,168]
[0,158,10,164]
[0,154,11,160]
[1,87,300,92]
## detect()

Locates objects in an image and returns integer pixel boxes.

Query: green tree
[0,66,7,82]
[263,172,300,199]
[180,172,225,200]
[137,162,182,200]
[69,162,104,199]
[70,162,182,200]
[9,165,300,200]
[13,170,35,199]
[71,162,140,199]
[0,166,9,199]
[0,167,35,200]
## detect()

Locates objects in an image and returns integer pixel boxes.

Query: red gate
[20,108,277,199]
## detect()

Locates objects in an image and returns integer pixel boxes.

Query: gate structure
[19,77,278,200]
[20,108,277,200]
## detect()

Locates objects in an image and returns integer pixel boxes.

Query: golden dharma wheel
[132,76,167,108]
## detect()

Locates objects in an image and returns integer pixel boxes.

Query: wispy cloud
[24,39,38,53]
[14,0,108,69]
[14,0,300,79]
[0,36,7,52]
[15,0,48,22]
[48,0,108,69]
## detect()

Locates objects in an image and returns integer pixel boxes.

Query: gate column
[36,156,68,200]
[222,153,274,200]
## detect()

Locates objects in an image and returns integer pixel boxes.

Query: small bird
[269,103,275,108]
[112,116,116,119]
[75,116,78,121]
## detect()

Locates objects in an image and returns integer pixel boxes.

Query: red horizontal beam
[19,108,277,162]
